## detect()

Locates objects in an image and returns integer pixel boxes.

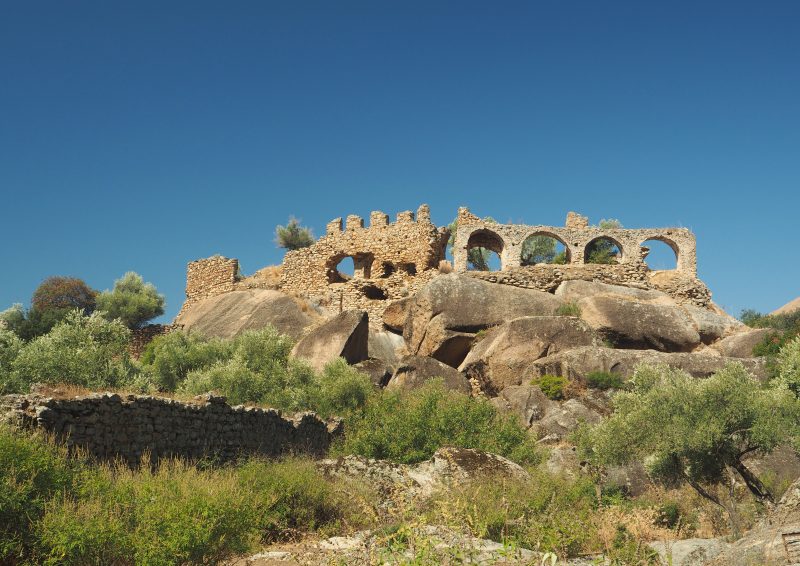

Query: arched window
[584,237,623,264]
[466,229,504,271]
[641,238,679,271]
[521,233,570,266]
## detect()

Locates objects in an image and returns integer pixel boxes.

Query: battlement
[325,204,433,235]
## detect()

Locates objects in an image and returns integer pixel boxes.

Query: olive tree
[580,362,800,526]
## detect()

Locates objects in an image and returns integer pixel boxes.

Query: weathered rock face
[2,393,334,465]
[353,358,393,387]
[459,316,599,393]
[175,288,320,340]
[533,398,603,441]
[382,297,412,332]
[526,346,768,381]
[577,295,702,352]
[367,330,405,368]
[387,355,471,394]
[489,385,555,429]
[556,280,743,349]
[292,310,370,372]
[319,447,530,502]
[555,279,671,304]
[404,274,562,367]
[711,327,772,358]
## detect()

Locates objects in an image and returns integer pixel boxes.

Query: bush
[777,336,800,396]
[96,272,165,329]
[534,374,570,400]
[0,426,80,562]
[139,331,233,391]
[0,328,23,394]
[586,370,626,390]
[237,458,370,542]
[429,471,599,558]
[556,301,581,317]
[337,380,540,465]
[8,311,133,393]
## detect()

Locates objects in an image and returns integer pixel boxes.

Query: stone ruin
[176,204,711,329]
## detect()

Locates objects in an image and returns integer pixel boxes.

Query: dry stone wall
[129,324,180,358]
[176,256,240,319]
[1,393,335,465]
[452,207,709,307]
[281,204,449,327]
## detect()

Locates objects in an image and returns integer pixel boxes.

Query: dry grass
[438,260,453,274]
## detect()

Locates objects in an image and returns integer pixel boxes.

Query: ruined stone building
[176,204,710,329]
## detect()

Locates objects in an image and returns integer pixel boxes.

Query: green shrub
[556,301,581,317]
[139,331,233,391]
[585,370,626,390]
[315,358,375,417]
[337,380,540,465]
[96,271,165,329]
[0,328,23,394]
[10,310,133,393]
[533,374,570,400]
[0,426,80,562]
[237,458,370,542]
[429,471,598,558]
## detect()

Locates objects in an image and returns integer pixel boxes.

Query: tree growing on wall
[275,217,314,251]
[96,272,165,329]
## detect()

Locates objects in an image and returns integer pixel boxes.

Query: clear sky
[1,1,798,322]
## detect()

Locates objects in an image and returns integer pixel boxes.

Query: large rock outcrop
[526,346,768,381]
[175,289,320,340]
[404,275,562,367]
[291,310,369,372]
[556,280,743,350]
[459,316,599,393]
[711,327,772,358]
[387,355,471,394]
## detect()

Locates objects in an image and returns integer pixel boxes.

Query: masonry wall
[176,256,240,318]
[281,204,449,327]
[1,393,334,465]
[452,207,709,307]
[129,324,178,358]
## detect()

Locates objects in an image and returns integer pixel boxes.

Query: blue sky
[1,1,798,322]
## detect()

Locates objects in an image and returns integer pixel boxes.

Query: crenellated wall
[280,204,449,325]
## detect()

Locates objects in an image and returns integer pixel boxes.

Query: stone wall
[176,256,240,319]
[281,204,449,327]
[1,393,335,465]
[129,324,179,358]
[451,207,709,306]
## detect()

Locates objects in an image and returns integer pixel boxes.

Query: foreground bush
[0,427,80,563]
[338,380,540,465]
[1,427,371,565]
[5,310,133,393]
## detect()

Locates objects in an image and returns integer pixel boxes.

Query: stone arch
[584,236,624,264]
[466,228,505,271]
[520,231,571,266]
[640,235,680,271]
